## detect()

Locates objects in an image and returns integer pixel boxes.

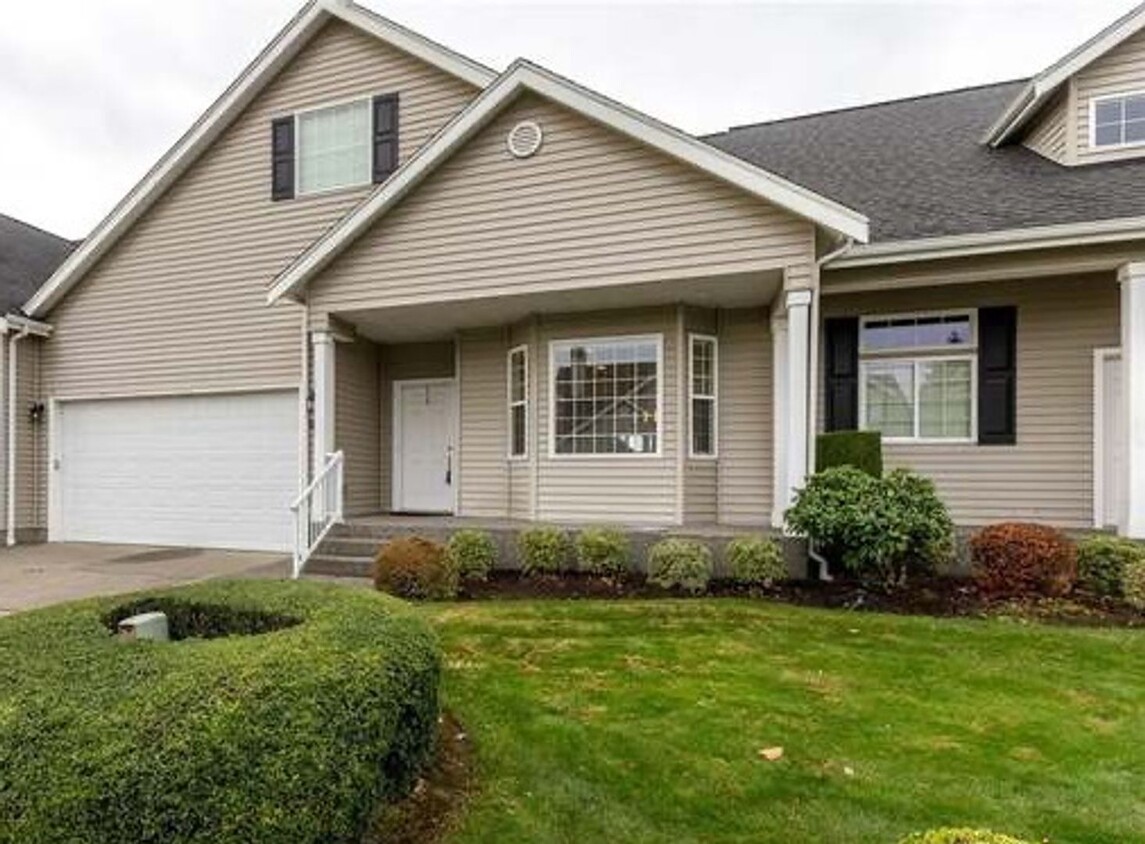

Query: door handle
[445,445,453,486]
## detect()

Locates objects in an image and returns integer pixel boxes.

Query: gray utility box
[118,611,169,642]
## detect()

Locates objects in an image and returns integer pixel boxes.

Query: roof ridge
[708,77,1029,137]
[0,212,71,246]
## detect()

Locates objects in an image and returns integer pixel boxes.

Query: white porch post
[311,329,336,478]
[1119,262,1145,537]
[772,287,812,526]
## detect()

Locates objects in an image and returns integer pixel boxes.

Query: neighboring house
[13,0,1145,560]
[0,214,74,545]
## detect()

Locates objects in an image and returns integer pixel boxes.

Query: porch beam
[1119,262,1145,537]
[311,329,337,478]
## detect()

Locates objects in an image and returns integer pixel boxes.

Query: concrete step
[318,535,384,559]
[305,553,373,579]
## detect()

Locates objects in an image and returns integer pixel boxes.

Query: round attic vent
[507,120,543,159]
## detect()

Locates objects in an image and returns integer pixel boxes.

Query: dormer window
[1091,91,1145,148]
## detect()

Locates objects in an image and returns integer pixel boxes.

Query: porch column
[1119,262,1145,537]
[772,287,812,526]
[311,329,336,477]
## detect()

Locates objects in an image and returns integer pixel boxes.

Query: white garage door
[54,391,299,551]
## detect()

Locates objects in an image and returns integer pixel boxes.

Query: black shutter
[372,93,400,183]
[977,306,1017,445]
[824,317,859,432]
[271,117,295,201]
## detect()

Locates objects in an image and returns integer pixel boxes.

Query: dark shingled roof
[704,79,1145,243]
[0,214,75,315]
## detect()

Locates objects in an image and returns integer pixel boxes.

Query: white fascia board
[985,4,1145,146]
[4,314,53,337]
[24,0,495,319]
[825,215,1145,269]
[268,61,869,303]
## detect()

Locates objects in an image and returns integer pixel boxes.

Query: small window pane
[692,398,714,455]
[1127,119,1145,144]
[298,100,371,195]
[508,348,528,457]
[1095,99,1124,126]
[1126,95,1145,120]
[919,360,973,439]
[862,314,972,352]
[863,361,914,438]
[1095,122,1124,147]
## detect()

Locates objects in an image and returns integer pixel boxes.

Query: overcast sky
[0,0,1134,239]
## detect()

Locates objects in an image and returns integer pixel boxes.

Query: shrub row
[969,522,1145,605]
[0,580,440,844]
[372,528,787,599]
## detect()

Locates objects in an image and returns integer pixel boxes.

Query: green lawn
[426,599,1144,844]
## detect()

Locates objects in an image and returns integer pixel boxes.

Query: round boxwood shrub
[647,538,713,594]
[725,534,786,587]
[786,466,954,587]
[517,525,571,575]
[970,522,1078,598]
[575,526,631,577]
[374,535,459,600]
[1124,555,1145,611]
[898,829,1033,844]
[446,529,498,581]
[1076,534,1144,597]
[0,580,440,844]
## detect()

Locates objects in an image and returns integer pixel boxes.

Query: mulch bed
[364,712,476,844]
[459,571,1145,628]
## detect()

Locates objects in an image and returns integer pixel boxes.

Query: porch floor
[342,513,773,538]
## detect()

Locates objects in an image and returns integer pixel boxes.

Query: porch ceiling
[339,269,783,343]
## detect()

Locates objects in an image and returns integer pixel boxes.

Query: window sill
[293,181,373,201]
[881,437,976,446]
[546,452,664,461]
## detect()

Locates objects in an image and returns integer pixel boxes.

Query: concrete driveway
[0,543,290,615]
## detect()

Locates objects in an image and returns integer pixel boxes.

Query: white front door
[1097,349,1126,530]
[393,379,456,513]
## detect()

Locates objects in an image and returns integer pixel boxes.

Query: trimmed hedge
[725,534,786,587]
[816,430,883,477]
[0,580,440,844]
[1077,535,1143,597]
[647,538,713,593]
[898,829,1033,844]
[517,526,571,575]
[446,529,498,581]
[575,526,631,576]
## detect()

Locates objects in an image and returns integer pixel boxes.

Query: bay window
[859,312,975,442]
[551,335,661,456]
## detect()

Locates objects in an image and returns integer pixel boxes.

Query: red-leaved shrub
[970,522,1077,598]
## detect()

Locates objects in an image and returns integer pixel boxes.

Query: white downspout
[7,323,30,546]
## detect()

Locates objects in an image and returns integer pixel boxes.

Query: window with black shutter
[824,317,859,432]
[270,117,295,201]
[977,306,1017,445]
[372,93,400,183]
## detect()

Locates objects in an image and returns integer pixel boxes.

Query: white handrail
[290,450,344,579]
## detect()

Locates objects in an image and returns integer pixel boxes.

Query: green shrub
[1077,535,1144,597]
[1125,555,1145,611]
[785,467,953,587]
[0,580,440,844]
[898,829,1034,844]
[647,538,713,594]
[374,535,458,600]
[816,430,883,477]
[517,526,571,575]
[970,523,1077,598]
[446,529,498,580]
[576,526,631,576]
[725,534,786,587]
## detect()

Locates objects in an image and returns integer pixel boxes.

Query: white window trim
[688,333,718,459]
[294,95,373,198]
[858,308,978,356]
[507,344,529,461]
[1088,89,1145,152]
[547,333,664,460]
[857,309,979,445]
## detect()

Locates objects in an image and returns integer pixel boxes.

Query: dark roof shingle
[0,215,75,314]
[704,80,1145,242]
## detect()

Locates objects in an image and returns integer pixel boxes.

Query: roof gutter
[822,216,1145,270]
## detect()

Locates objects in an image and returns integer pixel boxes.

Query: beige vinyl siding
[509,463,531,519]
[379,341,455,510]
[336,338,381,516]
[684,462,718,524]
[310,92,814,316]
[1023,89,1069,163]
[16,338,46,535]
[458,330,509,517]
[822,273,1119,528]
[1075,27,1145,164]
[535,308,678,525]
[41,20,476,400]
[717,309,773,526]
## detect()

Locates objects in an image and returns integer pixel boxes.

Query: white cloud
[0,0,1132,238]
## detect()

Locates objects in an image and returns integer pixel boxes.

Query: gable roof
[984,2,1145,146]
[267,60,870,303]
[0,215,75,315]
[705,79,1145,245]
[23,0,496,319]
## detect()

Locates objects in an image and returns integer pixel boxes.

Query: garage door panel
[57,391,298,551]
